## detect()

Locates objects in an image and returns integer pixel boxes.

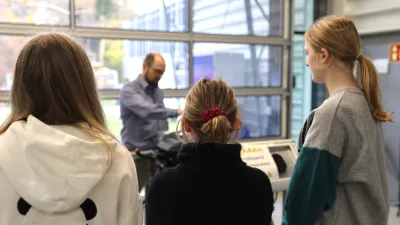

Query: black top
[145,142,274,225]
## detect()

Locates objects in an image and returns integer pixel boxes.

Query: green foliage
[96,0,115,19]
[103,40,123,81]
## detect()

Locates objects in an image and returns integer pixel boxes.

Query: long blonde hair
[1,33,116,158]
[306,15,393,122]
[177,78,240,144]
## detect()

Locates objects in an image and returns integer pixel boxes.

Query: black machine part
[272,153,287,174]
[156,131,182,152]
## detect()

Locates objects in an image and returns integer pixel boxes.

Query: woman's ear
[320,48,329,64]
[232,116,241,131]
[182,117,191,133]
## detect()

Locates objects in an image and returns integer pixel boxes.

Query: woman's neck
[324,66,360,96]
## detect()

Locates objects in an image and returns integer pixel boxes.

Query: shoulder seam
[327,92,347,140]
[321,91,347,137]
[310,93,345,148]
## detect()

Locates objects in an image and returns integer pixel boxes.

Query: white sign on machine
[240,143,279,180]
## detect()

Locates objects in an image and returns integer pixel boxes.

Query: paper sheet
[241,143,279,180]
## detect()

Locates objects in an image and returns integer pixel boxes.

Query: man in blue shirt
[120,53,182,190]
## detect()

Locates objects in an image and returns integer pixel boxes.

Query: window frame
[0,0,292,140]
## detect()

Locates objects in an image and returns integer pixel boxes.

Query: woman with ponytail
[283,16,393,225]
[145,78,274,225]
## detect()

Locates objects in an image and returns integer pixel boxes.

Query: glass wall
[290,0,328,140]
[0,0,291,140]
[290,0,314,140]
[192,43,282,87]
[192,0,283,36]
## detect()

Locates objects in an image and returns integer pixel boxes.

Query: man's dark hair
[144,53,156,67]
[144,53,164,67]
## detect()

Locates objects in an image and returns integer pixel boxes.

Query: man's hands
[176,109,183,115]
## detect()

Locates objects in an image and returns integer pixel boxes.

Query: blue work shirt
[120,76,177,150]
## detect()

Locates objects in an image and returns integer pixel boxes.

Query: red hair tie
[202,107,227,123]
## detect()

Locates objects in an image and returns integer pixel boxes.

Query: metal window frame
[283,0,293,140]
[0,24,290,45]
[0,0,292,140]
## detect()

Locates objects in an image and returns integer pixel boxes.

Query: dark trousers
[129,137,159,192]
[134,157,152,192]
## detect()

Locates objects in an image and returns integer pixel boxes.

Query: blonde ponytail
[179,78,239,144]
[358,55,393,123]
[200,115,232,143]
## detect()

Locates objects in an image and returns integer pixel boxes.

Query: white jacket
[0,115,140,225]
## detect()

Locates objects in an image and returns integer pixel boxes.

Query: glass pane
[163,97,185,132]
[75,0,189,32]
[0,100,121,137]
[165,96,282,138]
[0,35,27,90]
[102,99,122,139]
[0,96,281,139]
[102,98,184,140]
[193,42,282,87]
[104,96,282,139]
[0,101,11,125]
[0,36,189,90]
[0,99,184,139]
[237,95,281,138]
[291,0,314,140]
[81,38,189,89]
[0,0,70,25]
[193,0,283,36]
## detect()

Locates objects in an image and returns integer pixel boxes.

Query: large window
[102,98,185,139]
[75,0,189,32]
[237,95,281,137]
[0,99,184,139]
[193,0,283,36]
[193,43,282,87]
[0,0,291,140]
[0,0,70,25]
[100,95,281,139]
[0,36,189,90]
[290,0,317,140]
[81,38,189,89]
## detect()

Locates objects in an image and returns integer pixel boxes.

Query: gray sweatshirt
[282,88,389,225]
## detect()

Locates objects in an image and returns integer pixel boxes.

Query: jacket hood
[0,115,115,214]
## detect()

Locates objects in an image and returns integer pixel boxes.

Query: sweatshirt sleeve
[282,108,345,225]
[120,84,177,120]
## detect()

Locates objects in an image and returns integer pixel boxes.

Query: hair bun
[202,107,227,123]
[200,114,232,142]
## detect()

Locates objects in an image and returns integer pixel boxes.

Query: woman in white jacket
[0,33,140,225]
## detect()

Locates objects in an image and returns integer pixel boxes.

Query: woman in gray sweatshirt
[282,15,393,225]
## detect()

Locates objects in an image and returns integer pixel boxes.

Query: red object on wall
[389,43,400,62]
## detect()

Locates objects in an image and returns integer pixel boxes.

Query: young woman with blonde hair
[145,78,274,225]
[283,15,392,225]
[0,33,140,225]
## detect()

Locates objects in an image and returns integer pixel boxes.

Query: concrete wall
[328,0,400,35]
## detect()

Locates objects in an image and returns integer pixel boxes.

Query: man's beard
[144,72,158,86]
